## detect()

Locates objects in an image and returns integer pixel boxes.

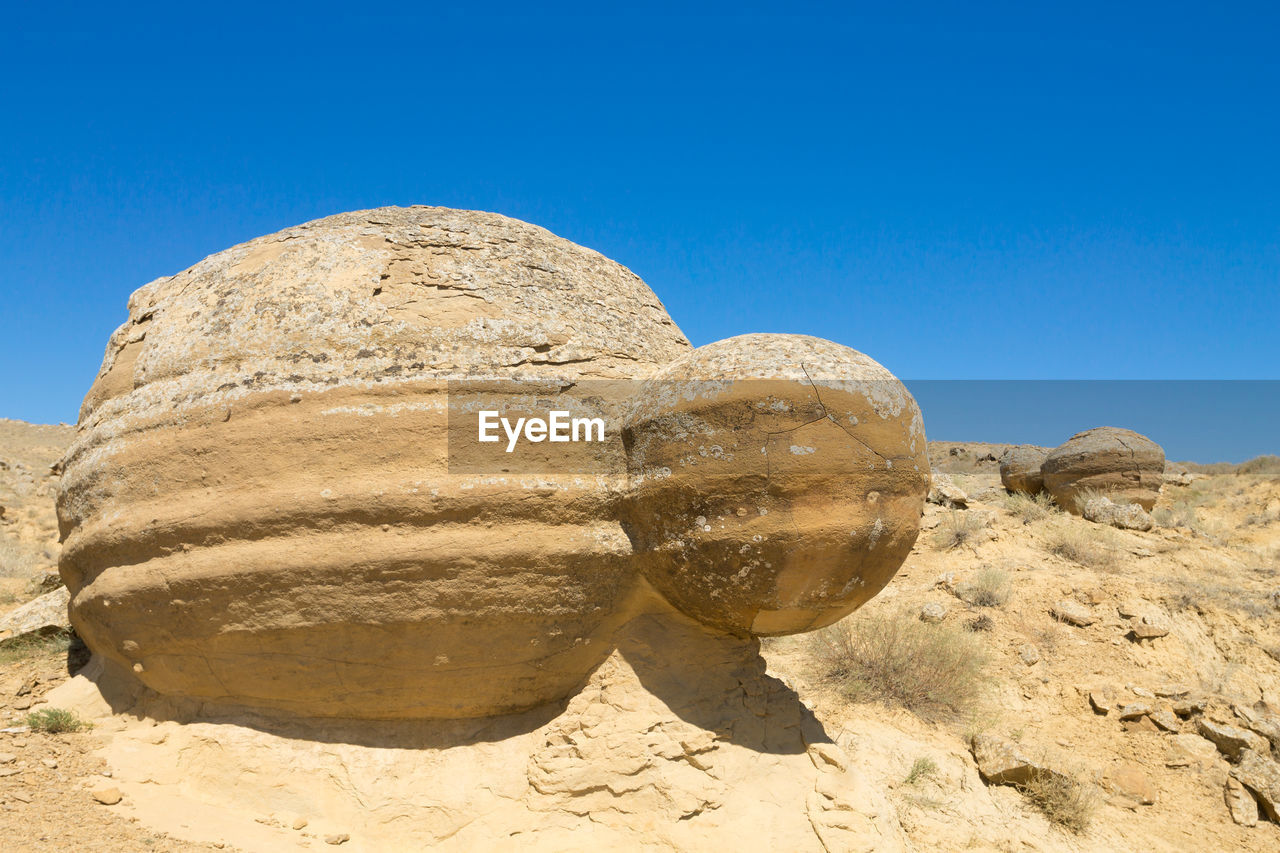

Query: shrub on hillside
[1001,491,1057,524]
[25,707,90,733]
[932,511,986,551]
[958,568,1011,608]
[812,612,989,720]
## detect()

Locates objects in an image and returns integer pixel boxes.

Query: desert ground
[2,420,1278,851]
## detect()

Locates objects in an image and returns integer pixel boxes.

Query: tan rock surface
[42,608,906,852]
[57,206,699,720]
[0,587,69,645]
[1041,426,1165,513]
[56,207,929,721]
[999,446,1048,495]
[622,334,928,636]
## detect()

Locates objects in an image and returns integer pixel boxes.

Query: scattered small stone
[324,833,351,846]
[10,791,30,804]
[1017,644,1040,666]
[1233,704,1280,752]
[0,753,14,764]
[1052,600,1097,627]
[1082,496,1155,531]
[13,698,32,711]
[1128,619,1170,641]
[1106,763,1156,805]
[1089,691,1112,715]
[919,603,947,623]
[0,767,20,778]
[1154,684,1190,699]
[1231,749,1280,822]
[1149,710,1181,732]
[1166,733,1221,769]
[1198,720,1270,761]
[91,787,122,805]
[1117,703,1153,721]
[40,758,56,770]
[1123,716,1159,734]
[1129,685,1155,698]
[1172,696,1208,718]
[927,471,968,508]
[807,742,849,773]
[293,817,309,831]
[1225,776,1259,826]
[970,734,1069,788]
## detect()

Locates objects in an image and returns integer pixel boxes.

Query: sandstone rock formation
[57,206,928,721]
[998,446,1047,495]
[0,586,69,646]
[926,470,968,508]
[1041,427,1165,513]
[623,335,927,636]
[1082,495,1156,531]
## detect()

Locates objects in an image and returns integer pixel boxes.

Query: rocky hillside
[0,419,71,604]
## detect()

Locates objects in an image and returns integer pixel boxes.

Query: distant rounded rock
[1041,427,1165,513]
[622,334,928,636]
[999,446,1048,495]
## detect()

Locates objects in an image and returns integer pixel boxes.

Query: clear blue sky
[2,4,1277,460]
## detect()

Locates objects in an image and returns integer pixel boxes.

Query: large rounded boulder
[622,335,928,636]
[1041,427,1165,513]
[58,206,928,720]
[58,206,691,719]
[999,446,1048,495]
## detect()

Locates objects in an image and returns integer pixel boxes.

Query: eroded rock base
[43,612,903,852]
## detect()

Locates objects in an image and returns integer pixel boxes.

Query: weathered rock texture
[926,470,968,508]
[47,609,907,852]
[1041,427,1165,513]
[999,446,1047,495]
[0,586,69,645]
[623,335,927,636]
[57,206,928,721]
[1083,496,1156,531]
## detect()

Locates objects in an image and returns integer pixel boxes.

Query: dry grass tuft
[932,511,986,551]
[1163,574,1273,618]
[0,630,71,666]
[0,535,42,578]
[1001,491,1058,524]
[958,567,1011,608]
[1040,521,1114,569]
[1152,502,1212,537]
[1018,772,1098,834]
[812,611,990,720]
[967,614,995,632]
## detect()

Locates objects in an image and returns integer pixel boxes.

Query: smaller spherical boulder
[1041,427,1165,513]
[621,334,928,636]
[999,447,1048,495]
